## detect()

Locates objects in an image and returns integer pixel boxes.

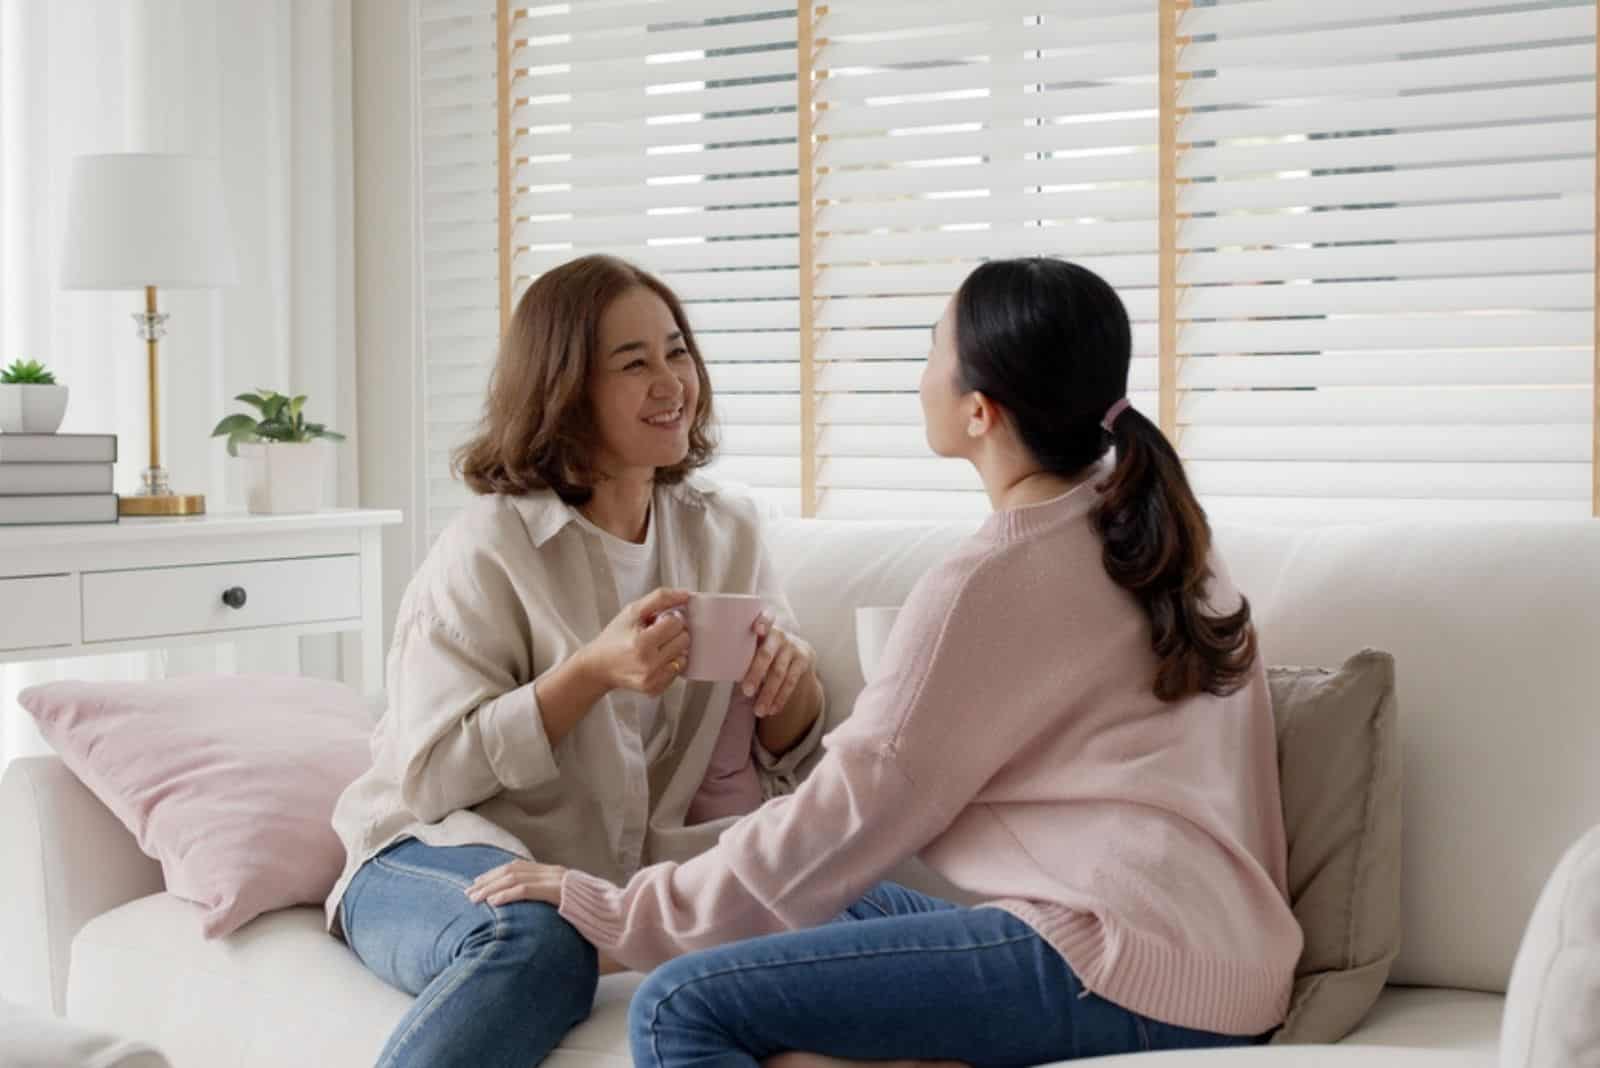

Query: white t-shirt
[574,508,662,739]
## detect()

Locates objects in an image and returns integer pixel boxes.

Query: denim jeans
[340,839,598,1068]
[629,882,1264,1068]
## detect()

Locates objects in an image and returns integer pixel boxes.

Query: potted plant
[0,359,69,434]
[211,389,345,514]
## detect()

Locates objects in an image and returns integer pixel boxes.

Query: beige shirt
[325,477,824,932]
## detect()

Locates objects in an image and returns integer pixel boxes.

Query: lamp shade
[59,153,238,290]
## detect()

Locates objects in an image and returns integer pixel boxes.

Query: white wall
[352,0,426,650]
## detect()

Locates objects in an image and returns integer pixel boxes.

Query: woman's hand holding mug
[580,587,692,697]
[741,610,817,719]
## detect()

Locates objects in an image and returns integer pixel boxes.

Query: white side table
[0,509,401,698]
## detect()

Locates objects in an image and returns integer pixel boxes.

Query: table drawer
[82,555,361,643]
[0,574,76,652]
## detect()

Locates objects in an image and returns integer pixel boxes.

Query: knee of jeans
[628,956,701,1037]
[470,901,598,996]
[511,901,596,961]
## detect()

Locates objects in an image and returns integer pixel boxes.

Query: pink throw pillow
[20,674,370,939]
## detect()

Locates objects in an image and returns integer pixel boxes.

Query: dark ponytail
[954,258,1256,702]
[1094,404,1256,700]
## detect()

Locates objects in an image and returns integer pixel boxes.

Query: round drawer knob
[221,586,248,610]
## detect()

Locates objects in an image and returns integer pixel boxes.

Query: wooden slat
[1158,0,1184,442]
[800,3,820,517]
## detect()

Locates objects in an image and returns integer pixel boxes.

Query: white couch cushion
[1346,987,1501,1055]
[66,895,636,1068]
[1499,822,1600,1068]
[68,895,1503,1068]
[1065,989,1500,1066]
[771,518,1600,996]
[1069,1050,1480,1067]
[1068,987,1502,1065]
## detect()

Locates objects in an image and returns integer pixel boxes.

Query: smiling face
[588,285,701,479]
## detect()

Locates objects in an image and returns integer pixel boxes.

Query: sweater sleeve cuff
[479,681,558,791]
[753,690,826,798]
[558,869,627,951]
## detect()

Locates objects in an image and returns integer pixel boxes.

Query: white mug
[854,605,902,683]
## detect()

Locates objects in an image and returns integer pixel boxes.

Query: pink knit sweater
[560,471,1303,1035]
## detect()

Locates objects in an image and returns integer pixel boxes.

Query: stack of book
[0,433,119,525]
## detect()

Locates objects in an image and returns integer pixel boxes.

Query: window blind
[415,1,1597,535]
[419,0,501,543]
[1173,0,1596,523]
[808,1,1161,518]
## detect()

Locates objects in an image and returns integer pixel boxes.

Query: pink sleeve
[560,739,934,971]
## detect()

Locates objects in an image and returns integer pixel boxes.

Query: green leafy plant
[210,389,346,457]
[1,359,58,385]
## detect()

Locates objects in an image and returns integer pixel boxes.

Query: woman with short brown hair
[325,255,826,1068]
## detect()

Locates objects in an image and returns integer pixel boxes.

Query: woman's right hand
[581,587,692,697]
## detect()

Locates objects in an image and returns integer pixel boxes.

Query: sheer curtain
[0,0,357,769]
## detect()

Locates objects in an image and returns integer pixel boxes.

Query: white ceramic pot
[0,384,69,434]
[240,440,329,514]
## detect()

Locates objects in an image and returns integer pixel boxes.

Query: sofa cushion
[67,895,1498,1068]
[1045,1048,1485,1067]
[1499,821,1600,1068]
[1038,989,1501,1067]
[37,850,1509,1068]
[1270,652,1403,1042]
[1345,987,1501,1056]
[66,894,637,1068]
[20,675,370,939]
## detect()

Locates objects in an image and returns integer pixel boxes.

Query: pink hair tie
[1100,397,1131,432]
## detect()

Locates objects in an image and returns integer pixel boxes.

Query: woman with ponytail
[471,258,1303,1065]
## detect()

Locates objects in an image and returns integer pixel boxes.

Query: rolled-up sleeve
[753,708,824,799]
[388,614,558,824]
[479,681,558,790]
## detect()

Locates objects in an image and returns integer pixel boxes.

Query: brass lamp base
[120,290,207,520]
[119,493,206,517]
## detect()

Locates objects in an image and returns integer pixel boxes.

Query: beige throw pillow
[1268,649,1403,1044]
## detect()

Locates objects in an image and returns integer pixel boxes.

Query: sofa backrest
[767,516,1600,996]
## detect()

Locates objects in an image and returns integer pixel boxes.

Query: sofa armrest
[1500,820,1600,1068]
[0,756,163,1015]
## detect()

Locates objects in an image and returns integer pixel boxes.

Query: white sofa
[3,517,1598,1067]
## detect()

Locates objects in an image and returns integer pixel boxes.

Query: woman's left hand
[466,860,567,907]
[741,611,818,719]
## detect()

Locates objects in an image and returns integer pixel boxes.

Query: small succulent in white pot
[0,359,69,434]
[211,389,345,514]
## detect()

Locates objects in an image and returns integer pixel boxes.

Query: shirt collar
[509,475,719,549]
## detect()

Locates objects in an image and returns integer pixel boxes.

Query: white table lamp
[60,153,238,516]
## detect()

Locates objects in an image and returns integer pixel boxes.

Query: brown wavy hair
[953,257,1257,702]
[453,255,716,505]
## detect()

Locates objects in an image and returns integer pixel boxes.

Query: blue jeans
[340,839,598,1068]
[629,882,1263,1068]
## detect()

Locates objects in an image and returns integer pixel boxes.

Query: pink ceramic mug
[674,593,764,682]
